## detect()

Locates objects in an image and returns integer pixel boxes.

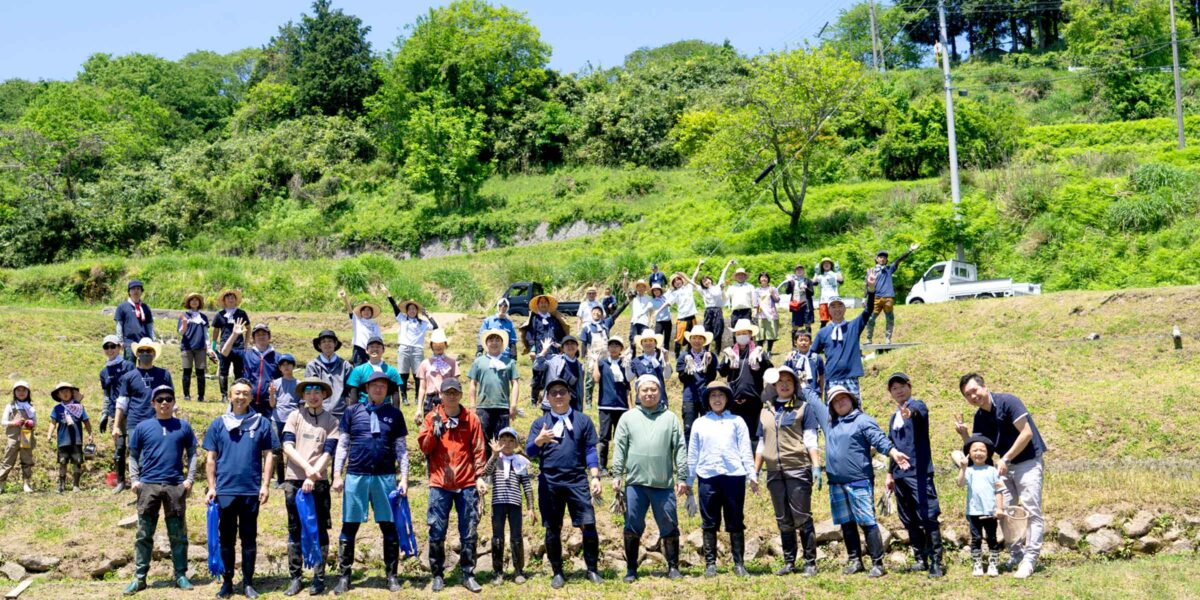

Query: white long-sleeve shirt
[630,294,655,327]
[687,410,755,486]
[725,281,756,311]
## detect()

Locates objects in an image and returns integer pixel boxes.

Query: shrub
[334,260,370,293]
[603,169,660,199]
[430,267,485,309]
[550,175,588,198]
[1128,163,1198,194]
[1106,190,1196,233]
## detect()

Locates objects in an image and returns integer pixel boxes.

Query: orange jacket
[418,404,486,491]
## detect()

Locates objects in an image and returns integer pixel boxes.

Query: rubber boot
[311,548,327,595]
[623,531,641,583]
[384,538,401,592]
[987,549,1000,577]
[461,540,482,593]
[165,516,191,589]
[511,537,527,584]
[971,549,984,577]
[776,531,798,575]
[333,539,354,595]
[729,532,749,577]
[57,467,66,494]
[182,368,192,400]
[429,540,446,592]
[546,531,565,589]
[841,524,864,575]
[284,542,303,595]
[596,442,608,476]
[583,527,602,583]
[133,516,157,583]
[71,465,82,491]
[219,376,229,403]
[927,527,946,579]
[241,535,259,598]
[865,526,887,578]
[800,523,818,576]
[662,535,683,580]
[196,369,206,402]
[702,530,718,577]
[491,536,505,582]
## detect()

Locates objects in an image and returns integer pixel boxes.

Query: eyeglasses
[547,389,570,397]
[153,397,175,404]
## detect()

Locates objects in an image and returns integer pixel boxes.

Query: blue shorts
[829,480,876,526]
[343,474,396,523]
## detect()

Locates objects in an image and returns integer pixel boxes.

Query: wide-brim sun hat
[702,382,733,404]
[685,325,714,346]
[763,366,798,387]
[182,292,204,309]
[634,280,650,292]
[363,371,399,395]
[479,328,509,349]
[731,319,759,337]
[50,381,79,399]
[218,289,243,304]
[606,335,626,348]
[733,268,748,276]
[827,385,859,409]
[529,295,557,312]
[354,302,381,319]
[312,329,343,352]
[297,377,333,399]
[132,338,162,356]
[634,332,664,347]
[398,300,424,315]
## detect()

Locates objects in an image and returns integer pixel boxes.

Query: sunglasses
[302,385,325,393]
[547,389,570,397]
[103,344,118,350]
[153,397,175,404]
[137,350,154,355]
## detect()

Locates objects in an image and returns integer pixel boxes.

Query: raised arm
[892,242,920,269]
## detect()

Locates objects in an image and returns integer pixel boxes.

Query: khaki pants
[0,434,34,485]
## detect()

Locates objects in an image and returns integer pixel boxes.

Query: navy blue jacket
[812,292,874,381]
[827,406,894,485]
[887,398,933,479]
[526,410,598,488]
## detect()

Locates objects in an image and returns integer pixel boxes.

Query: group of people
[0,249,1049,596]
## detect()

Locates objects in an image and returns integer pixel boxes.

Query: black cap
[876,250,889,258]
[366,335,385,347]
[887,372,911,386]
[151,385,175,400]
[128,279,144,291]
[545,378,573,393]
[312,329,343,352]
[364,371,398,394]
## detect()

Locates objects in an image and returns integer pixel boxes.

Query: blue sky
[0,0,860,81]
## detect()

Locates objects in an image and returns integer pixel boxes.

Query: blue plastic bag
[388,490,419,558]
[207,501,225,577]
[295,489,324,568]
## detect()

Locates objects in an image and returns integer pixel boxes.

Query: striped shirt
[484,453,534,507]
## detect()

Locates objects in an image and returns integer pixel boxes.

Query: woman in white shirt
[650,284,673,355]
[667,262,702,358]
[697,259,734,353]
[813,257,844,328]
[687,382,756,578]
[628,280,654,348]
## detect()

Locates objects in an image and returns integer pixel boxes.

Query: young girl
[484,427,535,584]
[178,293,211,402]
[813,258,843,329]
[783,331,826,429]
[415,330,458,423]
[959,435,1005,577]
[339,289,381,367]
[697,259,734,353]
[47,382,92,493]
[0,381,36,493]
[668,264,702,358]
[628,332,672,408]
[650,284,673,356]
[386,286,439,407]
[754,272,781,354]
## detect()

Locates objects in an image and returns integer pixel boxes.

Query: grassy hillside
[0,286,1198,597]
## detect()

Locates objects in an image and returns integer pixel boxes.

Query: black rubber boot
[729,532,749,577]
[623,531,641,583]
[776,531,798,576]
[311,549,327,595]
[583,528,602,583]
[546,531,564,587]
[195,369,206,402]
[429,540,445,591]
[927,527,946,579]
[460,540,482,593]
[511,537,527,584]
[241,539,258,597]
[491,536,505,582]
[800,523,818,577]
[333,539,354,595]
[907,525,928,573]
[284,542,303,595]
[702,530,718,577]
[842,524,864,575]
[384,538,401,592]
[866,526,887,578]
[662,535,683,580]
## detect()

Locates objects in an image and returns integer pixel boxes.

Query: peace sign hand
[900,402,912,420]
[954,413,969,438]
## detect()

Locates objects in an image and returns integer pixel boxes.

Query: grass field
[0,286,1198,598]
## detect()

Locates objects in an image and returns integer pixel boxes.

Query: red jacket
[418,404,485,491]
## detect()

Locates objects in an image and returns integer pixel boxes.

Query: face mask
[736,334,751,345]
[137,354,154,367]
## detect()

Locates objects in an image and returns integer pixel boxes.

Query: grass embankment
[0,285,1198,597]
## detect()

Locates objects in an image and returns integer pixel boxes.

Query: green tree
[0,79,48,123]
[824,1,923,69]
[79,52,240,134]
[876,95,1020,180]
[399,95,490,207]
[691,48,870,231]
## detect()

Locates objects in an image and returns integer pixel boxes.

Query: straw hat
[132,337,162,356]
[479,328,509,349]
[429,329,449,346]
[731,318,759,336]
[634,279,650,293]
[297,377,333,399]
[670,272,688,285]
[634,331,664,348]
[684,325,714,346]
[354,302,381,319]
[820,257,834,269]
[529,295,557,312]
[50,381,79,400]
[182,292,204,309]
[218,289,243,304]
[398,299,424,316]
[606,335,626,349]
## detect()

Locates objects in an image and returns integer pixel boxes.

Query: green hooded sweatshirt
[612,402,687,489]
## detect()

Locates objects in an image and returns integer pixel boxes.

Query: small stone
[1083,513,1114,533]
[744,534,763,559]
[1167,539,1195,554]
[642,529,660,551]
[816,547,828,561]
[943,527,963,548]
[893,527,910,545]
[1085,332,1100,341]
[1056,520,1082,549]
[1,562,27,581]
[886,551,908,567]
[474,554,492,574]
[642,551,665,566]
[530,537,546,559]
[15,555,61,573]
[1123,511,1155,538]
[1132,536,1162,554]
[1163,528,1183,543]
[687,530,703,552]
[880,527,893,549]
[1085,528,1123,555]
[814,519,842,544]
[117,515,139,529]
[1181,514,1200,527]
[769,535,784,557]
[567,531,583,554]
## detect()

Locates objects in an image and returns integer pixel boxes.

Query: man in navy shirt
[125,385,197,595]
[211,289,250,403]
[811,269,878,399]
[884,373,944,579]
[220,320,279,416]
[648,264,667,289]
[955,372,1046,580]
[99,334,135,490]
[203,379,279,599]
[115,338,173,494]
[114,280,155,361]
[331,371,410,594]
[865,243,919,344]
[526,378,604,589]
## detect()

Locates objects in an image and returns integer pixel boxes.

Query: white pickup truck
[905,260,1041,304]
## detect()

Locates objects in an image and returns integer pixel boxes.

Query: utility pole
[936,0,964,262]
[868,1,888,72]
[1170,0,1187,149]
